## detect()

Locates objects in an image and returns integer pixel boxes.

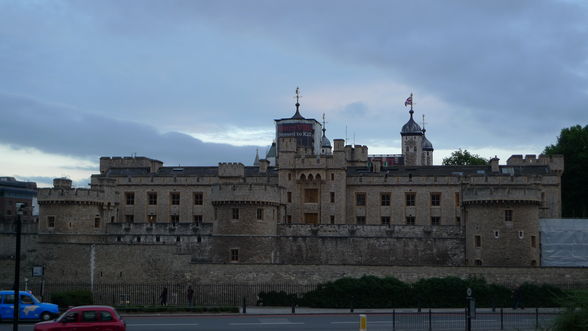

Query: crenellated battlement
[210,183,282,205]
[462,185,541,205]
[38,187,105,205]
[506,154,564,173]
[218,162,245,177]
[100,156,163,174]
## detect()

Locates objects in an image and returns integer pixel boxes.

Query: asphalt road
[0,311,557,331]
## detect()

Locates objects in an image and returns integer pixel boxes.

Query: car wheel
[40,312,52,321]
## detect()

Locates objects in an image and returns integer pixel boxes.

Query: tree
[544,125,588,217]
[442,149,488,165]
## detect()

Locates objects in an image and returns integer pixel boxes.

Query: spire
[401,93,422,136]
[253,148,260,166]
[291,86,305,119]
[422,114,427,133]
[322,113,327,136]
[320,112,331,150]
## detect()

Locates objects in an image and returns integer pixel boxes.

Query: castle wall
[1,234,586,288]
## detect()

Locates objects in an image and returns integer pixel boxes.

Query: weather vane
[295,87,301,104]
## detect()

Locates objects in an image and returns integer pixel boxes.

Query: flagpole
[410,93,413,111]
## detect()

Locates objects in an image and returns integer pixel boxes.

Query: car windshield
[27,293,40,303]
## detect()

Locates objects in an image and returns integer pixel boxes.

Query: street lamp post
[12,202,25,331]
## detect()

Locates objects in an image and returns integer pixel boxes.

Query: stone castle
[2,96,576,286]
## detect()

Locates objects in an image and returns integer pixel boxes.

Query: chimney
[490,156,500,173]
[372,159,382,173]
[53,178,72,189]
[259,159,269,173]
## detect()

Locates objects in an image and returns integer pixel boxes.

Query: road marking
[230,322,305,325]
[128,323,200,326]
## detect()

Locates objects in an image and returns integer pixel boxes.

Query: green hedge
[50,290,93,308]
[257,276,566,308]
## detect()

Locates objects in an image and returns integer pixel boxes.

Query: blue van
[0,290,59,321]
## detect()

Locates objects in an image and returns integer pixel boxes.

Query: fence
[0,282,318,306]
[359,308,560,331]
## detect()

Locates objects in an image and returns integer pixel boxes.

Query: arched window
[308,174,314,181]
[300,174,306,181]
[315,174,321,180]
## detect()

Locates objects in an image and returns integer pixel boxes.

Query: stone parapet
[278,224,463,238]
[38,188,105,205]
[462,185,541,205]
[210,184,282,205]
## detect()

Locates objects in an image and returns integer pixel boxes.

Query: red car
[34,305,125,331]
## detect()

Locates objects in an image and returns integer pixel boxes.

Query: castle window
[381,216,390,225]
[331,173,335,181]
[304,213,318,225]
[197,236,201,243]
[148,215,156,224]
[47,216,55,228]
[148,192,157,205]
[136,236,141,243]
[431,216,440,226]
[176,236,181,242]
[505,209,513,222]
[531,260,537,266]
[455,192,460,207]
[125,192,135,205]
[256,208,264,220]
[170,215,179,225]
[170,192,180,205]
[94,217,100,228]
[356,193,366,206]
[405,192,416,206]
[111,216,115,223]
[531,235,537,248]
[381,193,391,206]
[330,215,335,224]
[288,173,292,180]
[430,193,441,206]
[232,208,239,220]
[287,215,292,224]
[474,259,482,266]
[230,248,239,262]
[125,215,134,224]
[494,230,500,239]
[406,216,415,225]
[193,192,203,205]
[518,231,524,239]
[156,236,160,242]
[330,192,335,203]
[193,215,202,225]
[304,189,319,203]
[116,236,121,242]
[475,235,482,248]
[287,192,292,203]
[456,216,461,225]
[356,216,366,225]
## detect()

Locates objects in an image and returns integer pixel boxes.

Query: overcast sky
[1,0,587,187]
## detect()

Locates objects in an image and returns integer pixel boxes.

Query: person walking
[187,285,194,306]
[160,287,168,306]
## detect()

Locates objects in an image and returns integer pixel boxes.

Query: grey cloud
[0,93,260,166]
[341,102,368,117]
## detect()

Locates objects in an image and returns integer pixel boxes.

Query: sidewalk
[240,306,562,315]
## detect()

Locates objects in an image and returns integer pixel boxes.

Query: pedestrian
[160,287,168,306]
[187,285,194,306]
[512,287,523,310]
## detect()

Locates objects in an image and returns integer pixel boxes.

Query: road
[0,310,558,331]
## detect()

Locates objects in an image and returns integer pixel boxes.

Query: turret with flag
[404,93,413,107]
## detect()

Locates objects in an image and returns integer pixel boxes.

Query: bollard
[291,301,296,314]
[350,299,354,313]
[359,314,367,331]
[428,308,432,331]
[242,297,246,314]
[392,309,396,331]
[535,307,539,329]
[500,307,504,330]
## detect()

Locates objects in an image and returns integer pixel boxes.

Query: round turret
[401,111,423,136]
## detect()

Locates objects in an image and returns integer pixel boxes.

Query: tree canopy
[442,149,488,166]
[544,125,588,217]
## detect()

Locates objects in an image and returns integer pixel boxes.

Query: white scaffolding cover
[540,219,588,267]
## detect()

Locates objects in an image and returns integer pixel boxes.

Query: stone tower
[401,108,424,166]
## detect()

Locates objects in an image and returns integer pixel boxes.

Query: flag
[404,95,413,107]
